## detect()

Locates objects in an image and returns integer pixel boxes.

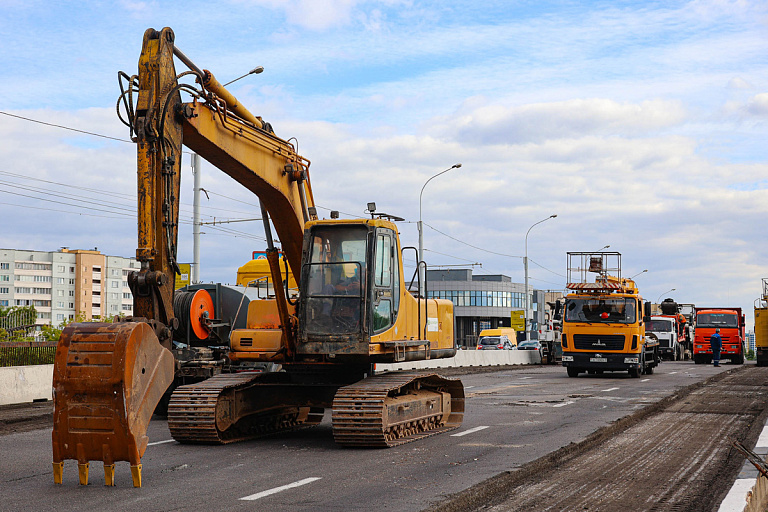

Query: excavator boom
[52,27,313,487]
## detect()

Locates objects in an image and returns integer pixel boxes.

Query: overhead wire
[0,111,131,143]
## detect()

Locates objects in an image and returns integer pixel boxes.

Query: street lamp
[418,163,462,297]
[657,288,676,303]
[524,214,557,341]
[222,66,264,86]
[593,245,610,252]
[630,269,648,279]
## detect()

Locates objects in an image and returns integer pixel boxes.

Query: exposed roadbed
[425,365,768,512]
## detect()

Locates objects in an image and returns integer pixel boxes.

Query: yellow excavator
[51,27,464,488]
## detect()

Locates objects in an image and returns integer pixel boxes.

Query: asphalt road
[0,360,734,512]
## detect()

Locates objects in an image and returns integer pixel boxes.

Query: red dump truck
[693,307,745,364]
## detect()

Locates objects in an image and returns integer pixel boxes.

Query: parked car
[515,340,543,359]
[476,335,515,350]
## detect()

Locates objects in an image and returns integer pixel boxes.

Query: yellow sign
[175,263,191,290]
[510,309,525,331]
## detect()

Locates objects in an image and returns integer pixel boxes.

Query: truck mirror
[643,301,651,322]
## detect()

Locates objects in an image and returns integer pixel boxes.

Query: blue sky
[1,0,768,325]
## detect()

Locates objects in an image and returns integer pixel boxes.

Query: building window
[57,290,64,297]
[69,278,75,285]
[56,314,65,321]
[57,301,65,308]
[68,302,74,308]
[0,287,9,294]
[70,266,75,273]
[111,281,120,288]
[69,290,75,297]
[123,293,132,299]
[122,304,132,311]
[58,265,65,272]
[0,275,8,281]
[0,263,9,270]
[0,300,8,306]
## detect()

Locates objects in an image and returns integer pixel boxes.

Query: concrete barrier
[376,349,541,372]
[0,350,542,406]
[0,364,53,406]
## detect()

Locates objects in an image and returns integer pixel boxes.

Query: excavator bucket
[51,321,174,487]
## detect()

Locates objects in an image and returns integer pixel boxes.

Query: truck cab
[693,307,745,365]
[647,315,682,361]
[560,252,659,378]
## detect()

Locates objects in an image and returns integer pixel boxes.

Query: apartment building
[0,248,139,326]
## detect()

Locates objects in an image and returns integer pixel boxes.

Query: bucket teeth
[131,464,142,488]
[104,464,116,486]
[52,462,63,484]
[78,462,90,486]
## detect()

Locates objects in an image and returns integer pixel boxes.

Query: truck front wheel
[567,367,580,378]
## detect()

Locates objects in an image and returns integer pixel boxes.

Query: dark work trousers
[711,336,722,365]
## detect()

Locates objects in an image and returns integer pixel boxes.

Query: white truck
[646,315,683,361]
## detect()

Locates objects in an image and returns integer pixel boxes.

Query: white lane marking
[451,426,489,437]
[147,439,175,446]
[640,379,650,382]
[553,401,574,408]
[669,371,678,375]
[240,477,322,501]
[602,387,620,392]
[756,425,768,448]
[465,386,476,389]
[717,478,754,512]
[519,376,533,380]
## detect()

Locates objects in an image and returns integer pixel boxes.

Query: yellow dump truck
[561,252,659,378]
[755,279,768,367]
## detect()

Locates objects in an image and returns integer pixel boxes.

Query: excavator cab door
[371,228,399,334]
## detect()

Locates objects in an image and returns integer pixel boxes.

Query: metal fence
[0,341,57,367]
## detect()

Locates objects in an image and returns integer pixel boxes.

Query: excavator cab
[301,224,368,339]
[298,220,402,355]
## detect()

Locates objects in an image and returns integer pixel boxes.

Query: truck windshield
[565,297,637,324]
[646,320,673,332]
[696,313,738,328]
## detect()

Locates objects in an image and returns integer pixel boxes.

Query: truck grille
[573,334,625,351]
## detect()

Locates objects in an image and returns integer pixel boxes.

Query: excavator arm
[52,27,314,487]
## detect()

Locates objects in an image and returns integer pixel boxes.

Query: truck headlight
[562,355,574,362]
[624,357,639,364]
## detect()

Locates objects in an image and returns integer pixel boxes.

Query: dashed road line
[640,379,650,382]
[451,426,489,437]
[669,371,678,375]
[240,477,322,501]
[602,387,620,392]
[553,401,574,408]
[147,439,175,446]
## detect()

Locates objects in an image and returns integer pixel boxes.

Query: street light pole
[418,163,461,297]
[524,214,557,341]
[222,66,264,86]
[657,288,676,304]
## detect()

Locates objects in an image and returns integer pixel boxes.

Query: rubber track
[167,372,322,444]
[332,372,465,447]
